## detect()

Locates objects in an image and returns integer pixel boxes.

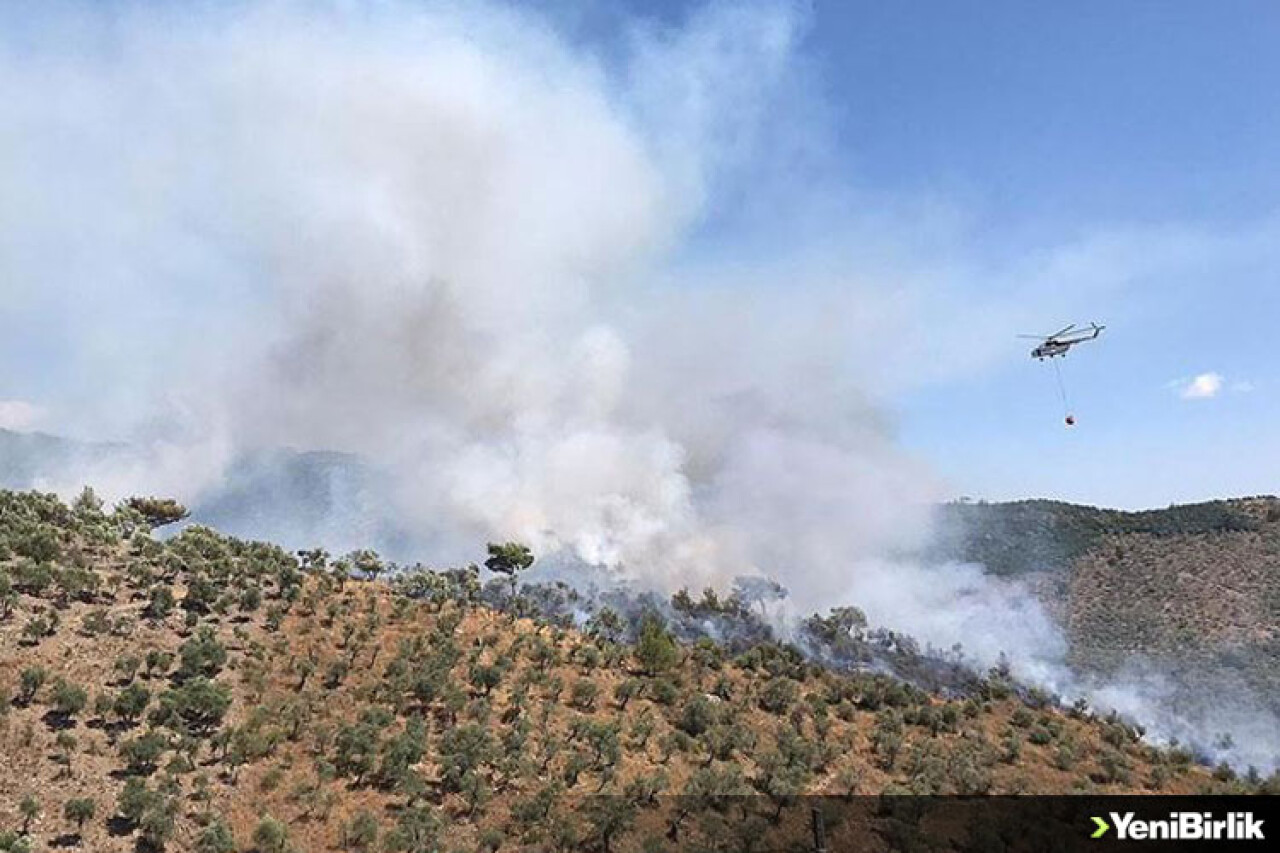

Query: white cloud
[0,400,44,431]
[1168,372,1256,400]
[1176,372,1225,400]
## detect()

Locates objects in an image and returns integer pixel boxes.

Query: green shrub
[634,614,679,675]
[758,677,799,715]
[252,815,290,853]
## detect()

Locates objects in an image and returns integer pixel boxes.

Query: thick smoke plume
[1,1,1275,769]
[2,0,943,604]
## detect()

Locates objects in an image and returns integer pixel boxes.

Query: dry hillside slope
[0,490,1273,853]
[934,497,1280,714]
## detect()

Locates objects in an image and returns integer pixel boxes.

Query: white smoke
[1,0,1275,770]
[0,0,940,599]
[0,400,46,431]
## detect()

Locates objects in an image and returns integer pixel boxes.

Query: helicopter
[1019,322,1105,427]
[1019,322,1105,361]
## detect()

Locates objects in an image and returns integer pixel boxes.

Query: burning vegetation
[0,488,1274,853]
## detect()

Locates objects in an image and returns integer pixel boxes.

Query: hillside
[932,497,1280,725]
[0,489,1273,853]
[0,429,405,558]
[930,497,1271,579]
[0,430,124,492]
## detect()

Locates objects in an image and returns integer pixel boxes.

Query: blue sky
[807,1,1280,507]
[560,0,1280,508]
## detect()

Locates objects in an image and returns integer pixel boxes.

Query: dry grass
[0,491,1264,853]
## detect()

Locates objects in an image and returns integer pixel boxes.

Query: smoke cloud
[1,0,1274,769]
[1,0,944,601]
[0,400,45,431]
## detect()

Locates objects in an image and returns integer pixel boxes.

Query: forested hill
[930,496,1275,579]
[1,488,1270,853]
[931,496,1280,727]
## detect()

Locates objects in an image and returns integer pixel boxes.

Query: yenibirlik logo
[1091,812,1265,841]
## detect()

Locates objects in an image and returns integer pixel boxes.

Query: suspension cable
[1052,358,1072,421]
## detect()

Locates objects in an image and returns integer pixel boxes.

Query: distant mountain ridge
[0,427,124,488]
[0,428,409,555]
[930,497,1272,579]
[931,496,1280,733]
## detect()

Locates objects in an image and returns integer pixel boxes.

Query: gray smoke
[1,0,943,600]
[1,0,1274,771]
